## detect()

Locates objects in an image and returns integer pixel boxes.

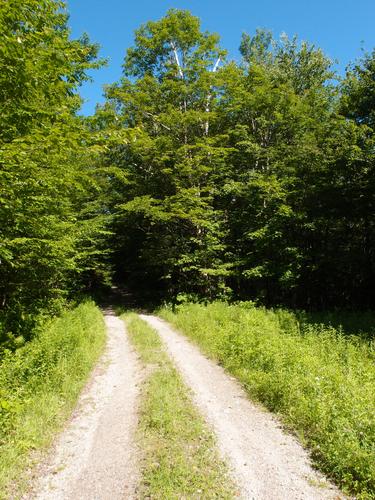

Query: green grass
[123,313,235,499]
[160,302,375,499]
[0,301,106,499]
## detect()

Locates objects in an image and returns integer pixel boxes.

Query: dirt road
[29,311,344,500]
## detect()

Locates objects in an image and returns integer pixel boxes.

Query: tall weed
[0,301,105,498]
[161,302,375,498]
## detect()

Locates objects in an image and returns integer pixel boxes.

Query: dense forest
[1,0,375,346]
[1,3,375,497]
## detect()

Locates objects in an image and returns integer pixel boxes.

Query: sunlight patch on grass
[160,302,375,499]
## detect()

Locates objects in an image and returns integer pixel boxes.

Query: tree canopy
[0,0,107,345]
[1,5,374,346]
[95,10,375,309]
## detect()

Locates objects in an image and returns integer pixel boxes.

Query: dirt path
[30,312,141,500]
[140,314,344,500]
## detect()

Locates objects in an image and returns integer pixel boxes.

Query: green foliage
[0,301,106,498]
[97,11,375,309]
[96,9,232,301]
[219,31,363,307]
[240,28,333,93]
[0,0,109,338]
[161,302,375,498]
[1,4,374,320]
[341,49,375,129]
[220,30,374,308]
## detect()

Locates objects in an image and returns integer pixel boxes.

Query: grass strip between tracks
[123,313,235,499]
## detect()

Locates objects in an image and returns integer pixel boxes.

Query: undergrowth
[160,302,375,499]
[123,313,235,499]
[0,301,106,498]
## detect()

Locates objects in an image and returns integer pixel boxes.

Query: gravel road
[30,312,141,500]
[28,311,345,500]
[140,314,344,500]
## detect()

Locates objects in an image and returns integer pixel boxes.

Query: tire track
[29,312,141,500]
[140,314,344,500]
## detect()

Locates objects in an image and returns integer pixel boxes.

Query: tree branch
[170,41,184,79]
[205,57,221,136]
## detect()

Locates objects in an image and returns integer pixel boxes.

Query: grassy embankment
[160,302,375,499]
[0,301,106,498]
[123,313,235,499]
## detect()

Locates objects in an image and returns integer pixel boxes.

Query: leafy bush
[160,302,375,498]
[0,301,105,498]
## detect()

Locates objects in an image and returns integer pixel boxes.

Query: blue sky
[67,0,375,115]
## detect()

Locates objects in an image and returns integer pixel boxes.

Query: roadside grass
[0,301,106,499]
[160,302,375,499]
[298,310,375,340]
[123,313,235,499]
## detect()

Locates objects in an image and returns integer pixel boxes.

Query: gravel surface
[140,314,344,500]
[29,311,141,500]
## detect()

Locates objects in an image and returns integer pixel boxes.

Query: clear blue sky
[67,0,375,115]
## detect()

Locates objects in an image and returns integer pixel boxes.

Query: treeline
[1,3,375,343]
[97,9,375,309]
